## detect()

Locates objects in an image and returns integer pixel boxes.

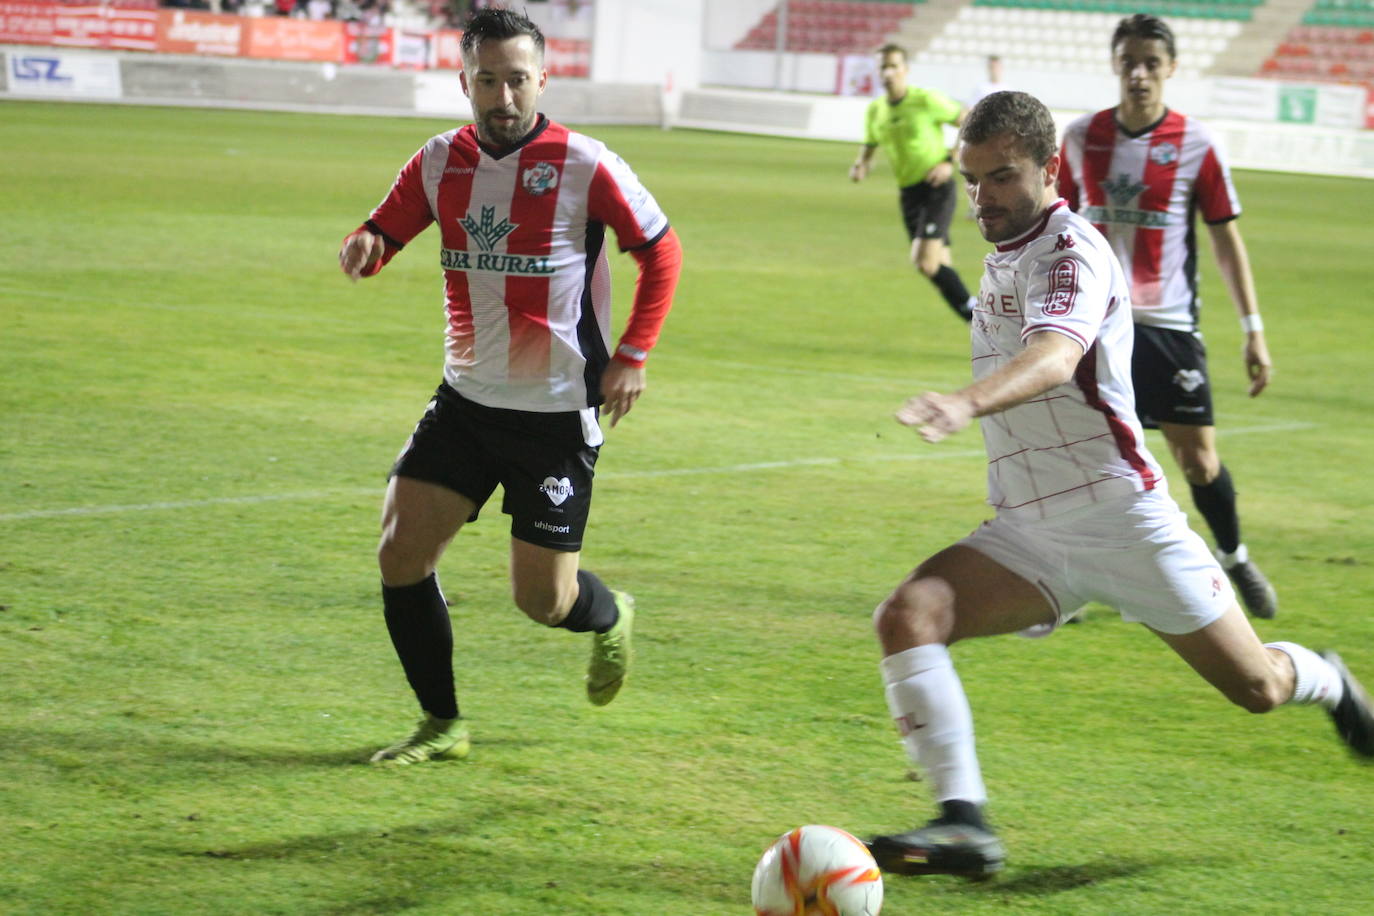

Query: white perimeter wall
[589,0,704,92]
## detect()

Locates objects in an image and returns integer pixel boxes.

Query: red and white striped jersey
[973,201,1164,520]
[360,116,671,415]
[1058,108,1241,333]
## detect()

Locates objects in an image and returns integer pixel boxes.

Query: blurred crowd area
[157,0,478,31]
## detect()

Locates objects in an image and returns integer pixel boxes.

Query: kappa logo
[522,161,559,196]
[1150,142,1179,166]
[1102,172,1147,205]
[459,205,517,252]
[1173,369,1206,393]
[1054,233,1075,251]
[540,476,574,506]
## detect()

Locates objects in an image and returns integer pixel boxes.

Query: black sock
[1189,464,1240,555]
[929,264,973,320]
[939,799,987,829]
[556,569,619,634]
[381,574,458,720]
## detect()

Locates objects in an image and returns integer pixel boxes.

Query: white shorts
[959,489,1234,636]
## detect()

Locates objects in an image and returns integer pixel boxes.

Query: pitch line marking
[0,421,1314,522]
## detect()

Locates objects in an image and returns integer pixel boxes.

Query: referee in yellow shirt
[851,44,975,322]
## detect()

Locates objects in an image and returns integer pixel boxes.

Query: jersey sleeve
[1194,131,1241,224]
[615,227,683,367]
[1056,140,1080,211]
[588,147,670,252]
[928,88,962,124]
[1020,237,1111,353]
[349,144,437,276]
[862,99,880,146]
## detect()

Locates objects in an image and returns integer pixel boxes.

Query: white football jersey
[972,200,1165,520]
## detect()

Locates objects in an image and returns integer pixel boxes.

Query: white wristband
[1239,314,1264,333]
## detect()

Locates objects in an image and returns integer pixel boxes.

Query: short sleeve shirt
[1058,108,1241,332]
[864,88,962,189]
[972,200,1164,520]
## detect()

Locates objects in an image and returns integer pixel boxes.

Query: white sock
[1266,641,1344,709]
[880,644,987,805]
[1216,543,1248,569]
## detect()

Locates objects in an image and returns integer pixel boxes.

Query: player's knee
[873,578,956,646]
[377,532,432,586]
[915,256,940,278]
[1174,447,1220,485]
[512,581,574,626]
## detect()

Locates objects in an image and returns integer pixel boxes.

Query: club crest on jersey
[459,205,517,251]
[1044,257,1079,316]
[540,476,573,506]
[1150,142,1179,166]
[1103,172,1147,205]
[522,162,560,196]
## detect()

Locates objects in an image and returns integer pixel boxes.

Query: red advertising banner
[101,5,156,51]
[545,37,589,78]
[0,2,153,51]
[429,31,587,78]
[1367,87,1374,130]
[431,28,462,70]
[0,2,58,45]
[243,17,343,63]
[156,9,244,57]
[343,21,391,66]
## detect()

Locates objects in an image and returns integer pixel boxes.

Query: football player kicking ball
[865,90,1373,879]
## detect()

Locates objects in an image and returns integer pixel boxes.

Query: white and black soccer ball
[751,824,883,916]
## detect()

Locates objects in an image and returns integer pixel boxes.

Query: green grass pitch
[1,99,1372,915]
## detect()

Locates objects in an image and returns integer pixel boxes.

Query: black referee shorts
[1132,324,1214,429]
[898,178,958,244]
[390,383,600,552]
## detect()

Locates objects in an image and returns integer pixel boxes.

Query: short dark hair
[877,43,907,62]
[460,6,545,61]
[1111,14,1176,60]
[960,91,1057,166]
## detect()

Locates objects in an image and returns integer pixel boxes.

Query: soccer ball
[751,825,883,916]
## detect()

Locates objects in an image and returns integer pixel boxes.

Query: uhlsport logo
[540,476,574,506]
[459,205,517,251]
[522,162,559,196]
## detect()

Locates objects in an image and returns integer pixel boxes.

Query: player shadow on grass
[976,857,1157,894]
[170,812,736,910]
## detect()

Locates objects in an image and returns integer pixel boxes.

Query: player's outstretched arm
[1207,220,1271,397]
[339,229,385,282]
[896,331,1083,443]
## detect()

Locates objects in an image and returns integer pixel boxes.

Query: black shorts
[898,179,957,243]
[1131,324,1213,429]
[390,383,600,551]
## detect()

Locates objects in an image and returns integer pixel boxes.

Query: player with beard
[339,7,683,764]
[1058,15,1278,619]
[864,90,1373,879]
